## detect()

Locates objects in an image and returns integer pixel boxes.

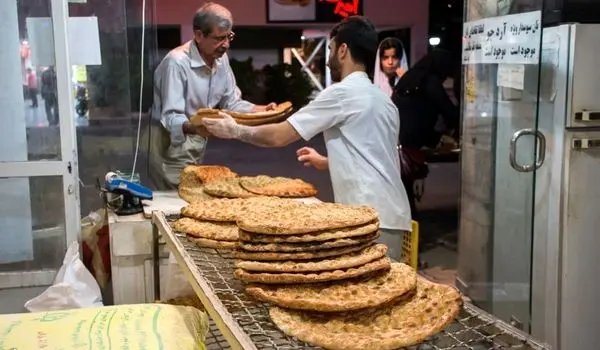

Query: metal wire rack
[153,212,551,350]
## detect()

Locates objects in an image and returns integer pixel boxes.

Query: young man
[203,16,412,260]
[150,2,275,187]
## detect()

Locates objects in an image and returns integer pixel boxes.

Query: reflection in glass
[0,176,66,272]
[0,0,62,161]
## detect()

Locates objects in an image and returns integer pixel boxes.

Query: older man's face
[195,26,235,60]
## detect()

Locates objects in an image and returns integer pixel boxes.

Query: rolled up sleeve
[159,60,188,146]
[287,86,346,141]
[219,61,255,113]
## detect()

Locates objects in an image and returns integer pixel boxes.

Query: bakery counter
[153,211,551,350]
[109,191,321,305]
[108,191,186,304]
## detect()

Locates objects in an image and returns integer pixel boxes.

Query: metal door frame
[0,0,80,288]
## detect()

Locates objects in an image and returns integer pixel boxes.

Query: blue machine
[104,172,153,215]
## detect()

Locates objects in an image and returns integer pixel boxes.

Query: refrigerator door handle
[510,128,544,172]
[534,130,546,170]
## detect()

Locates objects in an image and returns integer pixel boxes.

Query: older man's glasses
[211,32,235,44]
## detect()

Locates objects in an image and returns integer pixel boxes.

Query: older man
[203,16,412,261]
[150,2,275,187]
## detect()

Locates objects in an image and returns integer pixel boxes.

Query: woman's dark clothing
[390,49,459,224]
[392,49,459,149]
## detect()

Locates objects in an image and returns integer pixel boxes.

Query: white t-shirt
[287,71,412,231]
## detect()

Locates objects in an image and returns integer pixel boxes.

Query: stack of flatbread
[235,201,463,349]
[175,197,300,249]
[202,175,317,199]
[178,165,237,203]
[190,101,293,127]
[233,202,388,284]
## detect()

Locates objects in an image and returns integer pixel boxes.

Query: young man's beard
[329,55,342,83]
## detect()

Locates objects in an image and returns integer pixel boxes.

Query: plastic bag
[81,208,111,289]
[24,241,103,312]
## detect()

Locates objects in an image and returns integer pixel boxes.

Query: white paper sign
[462,10,542,64]
[497,64,525,90]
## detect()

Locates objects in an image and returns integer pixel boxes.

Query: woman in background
[391,48,459,224]
[374,37,408,96]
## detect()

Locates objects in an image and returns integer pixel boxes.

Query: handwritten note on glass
[462,11,541,64]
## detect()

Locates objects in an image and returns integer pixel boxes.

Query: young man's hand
[201,112,241,139]
[296,147,328,170]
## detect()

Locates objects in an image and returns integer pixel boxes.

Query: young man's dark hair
[329,16,379,79]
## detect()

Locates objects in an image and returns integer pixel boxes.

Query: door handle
[509,128,546,172]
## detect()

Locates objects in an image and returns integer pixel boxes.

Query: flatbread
[236,113,290,126]
[178,186,215,203]
[190,102,293,127]
[234,242,373,261]
[181,197,300,222]
[239,175,318,198]
[194,113,290,126]
[235,257,391,284]
[228,102,293,119]
[192,165,237,184]
[203,178,257,198]
[269,277,463,350]
[246,263,417,312]
[173,218,238,241]
[190,237,238,250]
[237,202,378,235]
[179,165,204,188]
[238,231,379,252]
[238,222,379,243]
[235,244,387,272]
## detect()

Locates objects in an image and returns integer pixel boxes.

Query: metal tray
[152,212,551,350]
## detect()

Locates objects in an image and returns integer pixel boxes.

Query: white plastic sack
[163,252,195,300]
[24,241,103,312]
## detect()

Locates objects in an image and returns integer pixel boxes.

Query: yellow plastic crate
[401,220,419,269]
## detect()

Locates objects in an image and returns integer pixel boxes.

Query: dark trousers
[44,94,58,125]
[29,88,38,107]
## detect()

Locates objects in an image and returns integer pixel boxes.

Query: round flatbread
[236,244,387,272]
[178,186,215,203]
[234,257,391,284]
[269,277,463,350]
[246,263,417,312]
[203,178,256,198]
[234,242,373,261]
[238,222,379,243]
[239,175,318,198]
[191,165,237,184]
[179,166,203,188]
[228,102,293,119]
[181,197,299,222]
[237,202,378,235]
[190,237,238,250]
[173,218,238,241]
[238,231,379,252]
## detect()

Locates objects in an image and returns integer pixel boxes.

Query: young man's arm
[204,86,346,147]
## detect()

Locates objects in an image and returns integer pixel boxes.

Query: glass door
[0,0,80,290]
[457,0,546,332]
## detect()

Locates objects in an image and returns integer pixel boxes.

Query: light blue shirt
[151,41,254,184]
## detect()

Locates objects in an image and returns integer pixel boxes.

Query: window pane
[0,176,66,275]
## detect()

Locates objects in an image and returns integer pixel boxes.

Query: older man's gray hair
[193,2,233,35]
